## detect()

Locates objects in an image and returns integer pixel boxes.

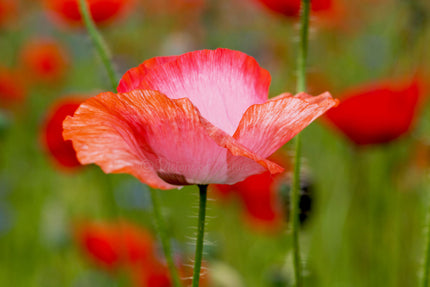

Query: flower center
[157,172,190,186]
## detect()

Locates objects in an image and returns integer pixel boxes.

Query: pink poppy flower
[63,48,337,189]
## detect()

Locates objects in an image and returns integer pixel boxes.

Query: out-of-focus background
[0,0,430,286]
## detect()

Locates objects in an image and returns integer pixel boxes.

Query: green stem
[77,0,118,91]
[290,1,311,287]
[291,134,303,287]
[192,185,208,287]
[297,0,311,93]
[149,188,183,287]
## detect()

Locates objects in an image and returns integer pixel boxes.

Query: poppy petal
[63,89,281,188]
[198,116,283,179]
[63,90,176,189]
[233,92,338,158]
[117,55,179,92]
[120,48,272,135]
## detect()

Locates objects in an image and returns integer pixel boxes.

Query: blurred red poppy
[63,48,337,190]
[75,221,155,270]
[77,220,210,286]
[43,0,134,26]
[214,172,283,230]
[130,262,172,287]
[252,0,343,21]
[130,258,210,287]
[77,223,120,270]
[325,77,425,146]
[179,260,209,287]
[20,38,69,84]
[0,0,18,27]
[212,154,289,232]
[0,66,26,108]
[43,98,83,169]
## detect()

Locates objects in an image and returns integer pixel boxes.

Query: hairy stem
[290,1,311,286]
[192,185,208,287]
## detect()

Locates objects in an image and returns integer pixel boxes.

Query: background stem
[192,185,208,287]
[290,1,311,286]
[296,0,310,93]
[77,0,118,91]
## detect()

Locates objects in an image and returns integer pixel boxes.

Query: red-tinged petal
[123,48,271,135]
[198,116,284,179]
[233,92,338,158]
[117,56,179,93]
[63,90,177,190]
[64,89,282,188]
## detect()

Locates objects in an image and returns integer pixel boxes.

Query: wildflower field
[0,0,430,286]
